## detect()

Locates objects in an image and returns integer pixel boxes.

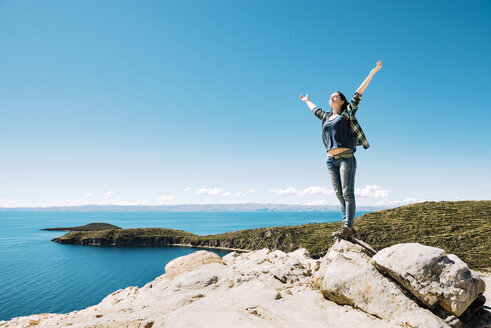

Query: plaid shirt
[312,92,370,150]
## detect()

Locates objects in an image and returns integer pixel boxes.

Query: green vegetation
[52,201,491,271]
[43,222,122,231]
[53,227,197,246]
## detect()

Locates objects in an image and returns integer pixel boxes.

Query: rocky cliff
[1,240,490,328]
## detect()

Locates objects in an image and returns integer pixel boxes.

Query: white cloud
[268,186,298,196]
[0,197,23,207]
[83,193,93,199]
[92,197,177,206]
[158,195,174,204]
[299,186,333,196]
[197,187,225,195]
[355,185,390,198]
[304,199,331,205]
[233,189,256,197]
[183,187,192,192]
[375,198,425,208]
[102,199,148,206]
[231,200,248,204]
[196,187,248,197]
[268,186,333,197]
[103,191,115,199]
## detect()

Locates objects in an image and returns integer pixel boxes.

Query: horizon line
[0,202,387,209]
[0,200,483,211]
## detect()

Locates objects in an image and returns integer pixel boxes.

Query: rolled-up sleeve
[346,92,362,116]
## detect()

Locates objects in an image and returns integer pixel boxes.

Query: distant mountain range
[0,203,385,212]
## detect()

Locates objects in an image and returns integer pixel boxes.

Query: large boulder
[164,250,226,280]
[372,243,486,316]
[314,239,449,328]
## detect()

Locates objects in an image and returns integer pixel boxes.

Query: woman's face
[329,92,345,108]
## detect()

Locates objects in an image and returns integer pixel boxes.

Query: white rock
[2,247,489,328]
[0,248,408,328]
[372,243,486,316]
[315,240,450,328]
[164,250,226,280]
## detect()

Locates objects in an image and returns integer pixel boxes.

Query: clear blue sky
[1,0,490,207]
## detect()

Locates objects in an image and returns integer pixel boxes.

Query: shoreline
[56,238,251,253]
[167,243,250,253]
[49,201,491,271]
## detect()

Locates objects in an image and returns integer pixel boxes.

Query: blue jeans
[326,156,357,228]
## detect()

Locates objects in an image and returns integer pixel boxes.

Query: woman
[300,60,382,239]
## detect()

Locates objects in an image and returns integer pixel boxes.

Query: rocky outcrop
[372,243,486,316]
[164,250,226,280]
[1,242,490,328]
[54,235,188,247]
[314,240,449,328]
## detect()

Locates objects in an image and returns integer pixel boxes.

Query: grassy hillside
[52,201,491,271]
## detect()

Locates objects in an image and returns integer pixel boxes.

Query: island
[42,222,122,231]
[51,201,491,271]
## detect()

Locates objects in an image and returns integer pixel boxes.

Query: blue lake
[0,210,366,321]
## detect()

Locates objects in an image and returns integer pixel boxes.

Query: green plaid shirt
[312,92,370,150]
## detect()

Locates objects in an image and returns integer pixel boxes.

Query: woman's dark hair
[336,91,349,111]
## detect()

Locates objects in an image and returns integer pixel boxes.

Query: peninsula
[51,201,491,271]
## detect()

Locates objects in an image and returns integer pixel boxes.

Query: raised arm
[300,94,326,120]
[356,60,382,95]
[299,94,317,110]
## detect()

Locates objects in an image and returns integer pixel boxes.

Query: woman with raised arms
[300,60,382,239]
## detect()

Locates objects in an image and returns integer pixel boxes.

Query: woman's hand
[357,60,382,95]
[371,60,382,74]
[300,94,318,110]
[299,94,310,102]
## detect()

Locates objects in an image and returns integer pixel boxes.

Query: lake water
[0,210,366,321]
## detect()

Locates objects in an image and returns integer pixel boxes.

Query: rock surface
[164,250,226,280]
[1,242,490,328]
[314,240,449,328]
[372,243,486,316]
